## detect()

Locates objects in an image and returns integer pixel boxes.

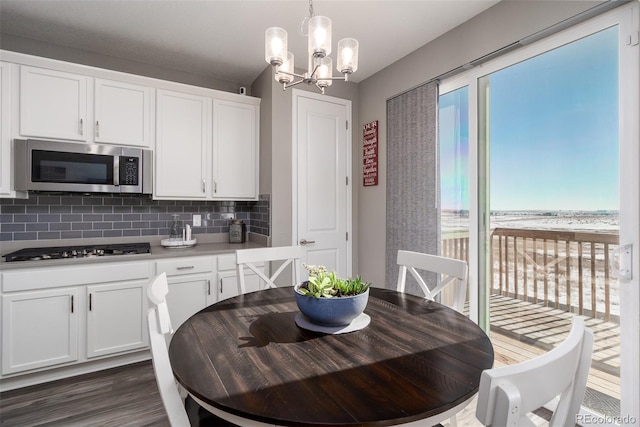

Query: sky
[439,26,619,212]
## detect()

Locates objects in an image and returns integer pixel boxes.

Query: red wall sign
[363,121,378,186]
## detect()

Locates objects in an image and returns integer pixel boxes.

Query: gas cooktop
[3,242,151,262]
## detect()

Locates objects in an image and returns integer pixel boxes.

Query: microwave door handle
[113,156,120,186]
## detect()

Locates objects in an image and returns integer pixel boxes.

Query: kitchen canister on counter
[229,219,247,243]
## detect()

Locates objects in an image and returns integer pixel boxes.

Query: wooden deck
[487,293,620,416]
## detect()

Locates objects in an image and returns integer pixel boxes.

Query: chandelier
[264,0,359,94]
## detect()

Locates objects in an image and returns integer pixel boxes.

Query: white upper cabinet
[212,99,259,200]
[94,78,152,147]
[155,89,211,199]
[0,62,12,196]
[3,52,260,200]
[20,66,88,142]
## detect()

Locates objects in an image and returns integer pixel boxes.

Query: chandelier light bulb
[308,16,331,58]
[265,27,288,66]
[337,38,359,74]
[275,51,295,84]
[317,57,333,88]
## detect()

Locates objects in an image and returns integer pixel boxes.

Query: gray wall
[0,34,242,94]
[356,1,605,287]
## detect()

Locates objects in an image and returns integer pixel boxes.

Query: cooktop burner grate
[3,242,151,262]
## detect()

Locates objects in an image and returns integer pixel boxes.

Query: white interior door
[293,90,352,279]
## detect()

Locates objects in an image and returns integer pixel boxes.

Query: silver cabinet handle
[219,278,223,294]
[202,180,206,193]
[214,180,217,193]
[207,279,211,295]
[300,239,316,245]
[96,120,100,138]
[176,266,195,270]
[79,118,84,136]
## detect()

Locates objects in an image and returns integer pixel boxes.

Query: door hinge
[627,31,639,46]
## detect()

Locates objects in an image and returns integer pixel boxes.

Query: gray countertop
[0,234,267,271]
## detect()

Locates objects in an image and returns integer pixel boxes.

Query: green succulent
[298,264,370,299]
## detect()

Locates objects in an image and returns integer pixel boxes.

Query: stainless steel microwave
[14,139,152,194]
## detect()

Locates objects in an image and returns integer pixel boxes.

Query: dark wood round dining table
[169,287,494,427]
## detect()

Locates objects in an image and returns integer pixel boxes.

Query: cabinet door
[155,89,210,199]
[20,66,88,141]
[218,270,262,301]
[212,99,259,199]
[86,280,148,358]
[165,275,213,330]
[0,62,12,195]
[2,288,79,375]
[94,78,152,147]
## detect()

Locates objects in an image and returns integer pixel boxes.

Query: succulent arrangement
[298,264,370,299]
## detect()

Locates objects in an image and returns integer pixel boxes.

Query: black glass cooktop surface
[3,242,151,262]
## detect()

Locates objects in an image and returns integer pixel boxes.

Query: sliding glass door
[439,3,639,423]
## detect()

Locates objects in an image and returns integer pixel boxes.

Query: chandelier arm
[283,79,306,90]
[308,63,321,79]
[275,69,306,79]
[322,75,348,81]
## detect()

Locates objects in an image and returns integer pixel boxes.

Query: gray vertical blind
[386,81,440,292]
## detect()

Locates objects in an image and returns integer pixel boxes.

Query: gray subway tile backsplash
[0,194,270,242]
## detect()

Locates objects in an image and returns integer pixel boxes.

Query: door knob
[300,239,316,245]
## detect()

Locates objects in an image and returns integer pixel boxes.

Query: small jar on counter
[229,219,247,243]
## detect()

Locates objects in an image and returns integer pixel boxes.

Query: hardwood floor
[0,361,169,427]
[0,360,552,427]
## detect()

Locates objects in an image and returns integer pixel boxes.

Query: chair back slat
[147,308,191,427]
[475,317,594,427]
[236,246,302,293]
[396,250,468,313]
[148,272,173,334]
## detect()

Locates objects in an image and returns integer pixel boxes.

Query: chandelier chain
[309,0,314,18]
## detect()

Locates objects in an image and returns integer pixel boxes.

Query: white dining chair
[475,317,594,427]
[236,246,303,293]
[396,250,468,313]
[147,273,237,427]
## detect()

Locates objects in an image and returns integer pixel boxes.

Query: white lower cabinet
[156,256,215,330]
[1,288,79,375]
[155,254,263,329]
[0,261,150,378]
[86,280,149,358]
[216,253,263,301]
[0,251,263,386]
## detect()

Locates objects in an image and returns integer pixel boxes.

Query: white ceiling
[0,0,500,86]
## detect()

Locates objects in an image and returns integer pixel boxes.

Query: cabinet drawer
[156,257,214,276]
[2,261,150,292]
[217,253,264,271]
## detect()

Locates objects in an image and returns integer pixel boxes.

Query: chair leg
[449,415,458,427]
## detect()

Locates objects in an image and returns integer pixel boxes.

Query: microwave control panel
[120,156,140,186]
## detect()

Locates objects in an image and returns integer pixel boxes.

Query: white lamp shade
[316,57,333,87]
[275,51,295,84]
[337,38,359,74]
[265,27,287,66]
[308,16,331,58]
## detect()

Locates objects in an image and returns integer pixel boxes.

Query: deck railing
[441,228,620,322]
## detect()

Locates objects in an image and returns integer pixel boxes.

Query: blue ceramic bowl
[294,284,369,326]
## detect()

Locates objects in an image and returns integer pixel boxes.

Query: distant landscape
[442,210,619,233]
